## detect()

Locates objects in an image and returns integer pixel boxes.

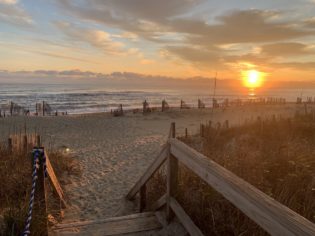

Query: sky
[1,0,315,84]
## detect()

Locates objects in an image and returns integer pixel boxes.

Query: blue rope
[22,148,47,236]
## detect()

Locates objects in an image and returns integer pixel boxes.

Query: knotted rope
[22,148,47,236]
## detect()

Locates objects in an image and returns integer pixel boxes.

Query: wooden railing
[126,123,315,236]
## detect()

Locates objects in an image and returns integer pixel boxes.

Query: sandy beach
[0,104,306,224]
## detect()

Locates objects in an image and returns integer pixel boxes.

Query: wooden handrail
[169,138,315,236]
[126,143,169,200]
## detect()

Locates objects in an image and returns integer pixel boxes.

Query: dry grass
[0,142,79,235]
[147,113,315,235]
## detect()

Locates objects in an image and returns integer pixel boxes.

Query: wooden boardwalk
[21,122,315,235]
[51,212,162,236]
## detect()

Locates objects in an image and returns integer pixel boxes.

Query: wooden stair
[51,212,162,236]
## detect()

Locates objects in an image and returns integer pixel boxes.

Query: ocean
[0,83,312,114]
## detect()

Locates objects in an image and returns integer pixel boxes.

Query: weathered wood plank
[126,144,168,200]
[170,138,315,236]
[150,194,166,211]
[44,151,67,208]
[166,151,178,221]
[53,212,162,236]
[169,197,204,236]
[53,212,155,229]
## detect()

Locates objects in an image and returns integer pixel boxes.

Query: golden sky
[1,0,315,83]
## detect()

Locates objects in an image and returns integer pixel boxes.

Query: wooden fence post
[171,122,176,138]
[185,128,188,138]
[167,123,178,222]
[224,120,229,129]
[8,138,12,153]
[23,135,28,153]
[200,124,204,137]
[42,101,45,116]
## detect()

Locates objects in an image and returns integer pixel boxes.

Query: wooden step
[51,212,162,236]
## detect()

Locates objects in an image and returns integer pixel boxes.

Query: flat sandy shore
[0,104,307,223]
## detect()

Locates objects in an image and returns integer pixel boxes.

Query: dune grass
[147,113,315,235]
[0,142,79,235]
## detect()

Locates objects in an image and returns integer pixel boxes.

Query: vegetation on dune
[0,142,79,235]
[148,113,315,236]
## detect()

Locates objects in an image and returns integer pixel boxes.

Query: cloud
[55,1,315,73]
[56,0,203,41]
[174,10,314,46]
[165,46,221,64]
[0,2,33,26]
[0,0,17,4]
[261,42,315,57]
[55,22,127,55]
[57,1,314,44]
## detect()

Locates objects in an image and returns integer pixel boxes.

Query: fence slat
[44,151,67,208]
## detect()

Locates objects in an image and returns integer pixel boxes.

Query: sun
[242,70,263,88]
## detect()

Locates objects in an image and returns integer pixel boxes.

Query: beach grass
[0,142,79,235]
[148,112,315,235]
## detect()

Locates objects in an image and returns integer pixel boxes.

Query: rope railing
[22,148,47,236]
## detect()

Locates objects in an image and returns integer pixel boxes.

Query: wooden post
[143,100,146,114]
[185,128,188,138]
[166,148,178,222]
[23,135,28,153]
[200,124,204,137]
[162,100,165,112]
[171,122,176,138]
[224,120,229,129]
[31,149,48,235]
[10,101,13,116]
[36,135,41,147]
[167,122,178,221]
[42,101,45,116]
[304,103,308,115]
[8,138,12,153]
[139,185,146,212]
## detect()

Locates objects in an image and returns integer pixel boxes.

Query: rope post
[33,149,48,235]
[23,148,48,236]
[36,135,41,147]
[166,141,178,222]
